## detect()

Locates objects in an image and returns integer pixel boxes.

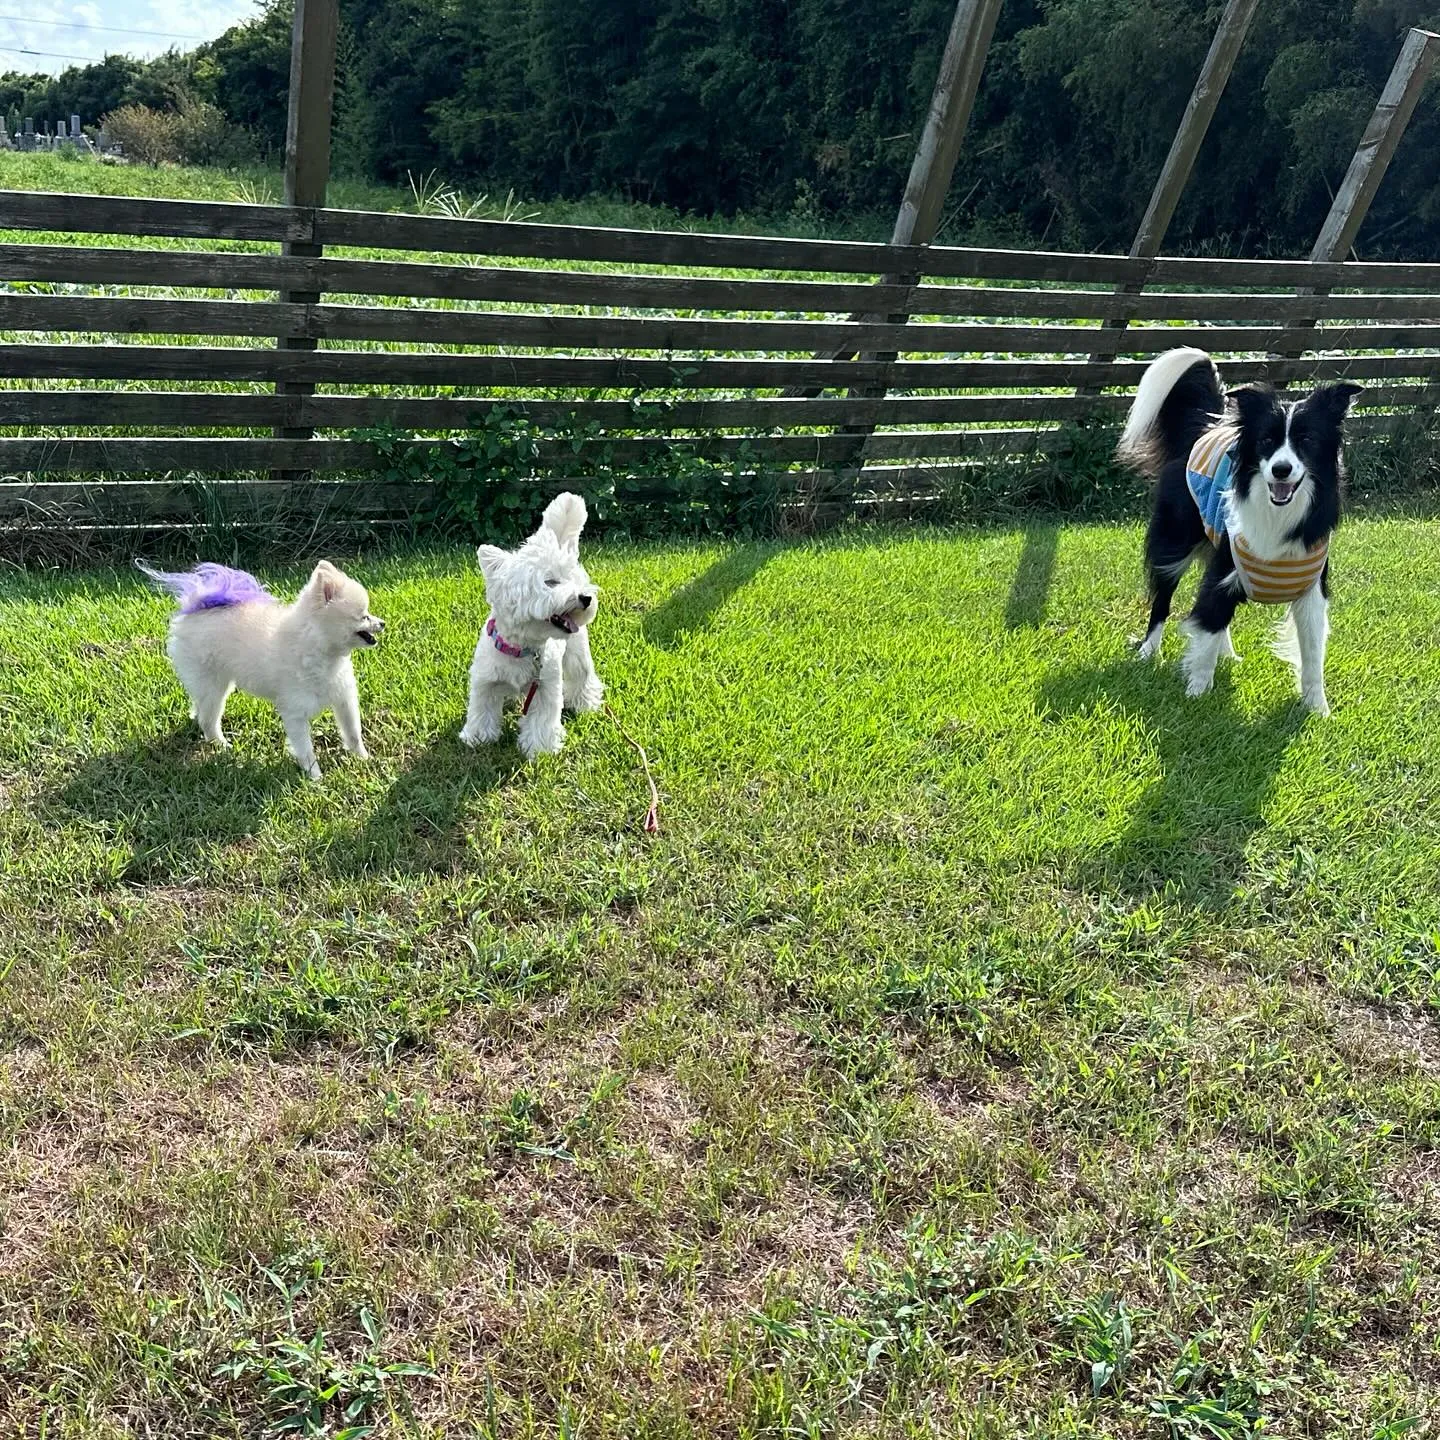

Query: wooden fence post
[1310,28,1440,265]
[1271,28,1439,372]
[890,0,1006,253]
[1077,0,1259,391]
[274,0,338,446]
[803,0,1002,458]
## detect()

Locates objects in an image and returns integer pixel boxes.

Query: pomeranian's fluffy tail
[541,492,588,553]
[1116,347,1225,480]
[135,559,275,614]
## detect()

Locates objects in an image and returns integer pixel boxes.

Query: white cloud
[0,0,262,76]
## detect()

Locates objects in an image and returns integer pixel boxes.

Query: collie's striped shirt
[1185,425,1328,604]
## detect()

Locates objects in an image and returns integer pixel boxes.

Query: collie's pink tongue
[1269,479,1298,504]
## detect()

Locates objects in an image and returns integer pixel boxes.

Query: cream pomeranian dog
[459,492,603,760]
[137,559,384,780]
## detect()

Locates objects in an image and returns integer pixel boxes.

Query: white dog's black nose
[579,593,593,608]
[1271,459,1292,479]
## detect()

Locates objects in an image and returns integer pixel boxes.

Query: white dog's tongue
[552,613,579,633]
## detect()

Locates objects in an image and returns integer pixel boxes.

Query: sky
[0,0,261,75]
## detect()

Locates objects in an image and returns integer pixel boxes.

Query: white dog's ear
[475,545,507,584]
[309,560,342,603]
[540,493,587,555]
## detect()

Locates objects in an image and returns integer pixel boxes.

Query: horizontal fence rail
[1,187,1437,530]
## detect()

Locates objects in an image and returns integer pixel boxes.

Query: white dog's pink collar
[486,615,533,660]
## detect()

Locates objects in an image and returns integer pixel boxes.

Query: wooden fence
[1,188,1439,532]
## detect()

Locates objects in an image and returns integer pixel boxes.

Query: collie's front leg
[1291,584,1330,716]
[1181,555,1243,698]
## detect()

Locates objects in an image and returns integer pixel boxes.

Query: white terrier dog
[137,559,384,780]
[459,492,603,759]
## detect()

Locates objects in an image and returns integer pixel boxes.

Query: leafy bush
[357,401,780,543]
[101,100,254,167]
[100,104,179,165]
[174,99,256,166]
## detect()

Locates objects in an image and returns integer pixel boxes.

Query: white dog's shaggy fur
[459,492,603,759]
[138,559,385,780]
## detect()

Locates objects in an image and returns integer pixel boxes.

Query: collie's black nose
[1270,459,1292,479]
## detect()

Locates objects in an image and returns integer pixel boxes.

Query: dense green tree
[194,0,293,156]
[6,0,1440,258]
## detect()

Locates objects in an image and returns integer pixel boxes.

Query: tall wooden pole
[274,0,338,444]
[890,0,1005,252]
[1309,28,1440,265]
[1077,0,1259,391]
[1273,27,1440,368]
[808,0,1003,449]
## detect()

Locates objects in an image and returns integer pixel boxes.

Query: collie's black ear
[1309,381,1363,416]
[1225,383,1278,420]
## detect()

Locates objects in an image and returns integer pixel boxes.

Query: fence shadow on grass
[641,543,776,650]
[1038,655,1308,906]
[324,727,525,878]
[57,725,297,884]
[1004,524,1061,630]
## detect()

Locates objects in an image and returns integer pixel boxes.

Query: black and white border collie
[1116,346,1361,715]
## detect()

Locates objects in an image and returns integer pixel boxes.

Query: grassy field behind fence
[3,519,1440,1437]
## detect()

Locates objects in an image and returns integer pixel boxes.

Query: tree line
[4,0,1440,258]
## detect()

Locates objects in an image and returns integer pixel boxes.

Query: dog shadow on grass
[57,726,297,884]
[1005,524,1061,630]
[642,543,776,649]
[1037,655,1309,906]
[324,728,525,878]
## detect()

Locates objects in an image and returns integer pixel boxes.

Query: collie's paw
[1135,634,1163,661]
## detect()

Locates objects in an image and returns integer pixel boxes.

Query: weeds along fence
[1,187,1439,541]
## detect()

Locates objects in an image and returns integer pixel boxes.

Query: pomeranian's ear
[309,560,342,603]
[475,546,507,584]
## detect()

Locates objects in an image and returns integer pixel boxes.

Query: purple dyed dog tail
[134,560,193,603]
[134,559,275,614]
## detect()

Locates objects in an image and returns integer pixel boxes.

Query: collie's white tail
[1117,346,1218,468]
[1271,608,1301,669]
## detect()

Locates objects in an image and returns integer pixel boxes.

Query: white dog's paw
[518,724,565,761]
[300,760,323,781]
[1302,689,1331,717]
[348,742,370,760]
[459,716,502,748]
[209,733,231,750]
[1184,671,1214,698]
[567,679,604,713]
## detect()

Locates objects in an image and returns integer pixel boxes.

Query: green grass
[0,149,891,239]
[3,518,1440,1436]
